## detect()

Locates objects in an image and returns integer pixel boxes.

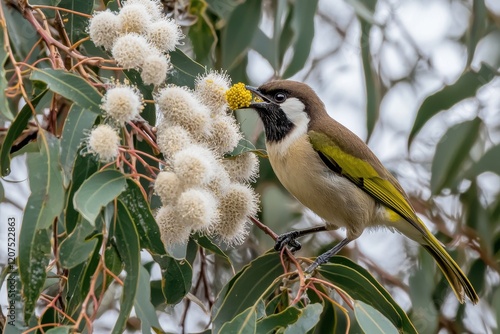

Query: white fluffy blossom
[88,10,121,50]
[223,152,259,183]
[101,86,143,123]
[172,145,218,186]
[156,205,191,247]
[195,71,231,115]
[118,4,152,35]
[155,86,211,138]
[87,124,121,162]
[148,19,183,52]
[206,114,242,154]
[141,53,170,85]
[176,188,219,230]
[112,34,154,69]
[156,123,193,158]
[123,0,163,21]
[154,171,182,204]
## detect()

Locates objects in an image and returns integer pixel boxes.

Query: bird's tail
[422,231,479,304]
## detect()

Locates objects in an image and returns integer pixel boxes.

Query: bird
[244,80,479,304]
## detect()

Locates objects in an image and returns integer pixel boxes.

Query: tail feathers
[422,235,479,304]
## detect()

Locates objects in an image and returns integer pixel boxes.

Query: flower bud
[118,4,152,35]
[156,123,193,158]
[154,171,182,204]
[101,85,143,124]
[88,10,121,50]
[141,53,170,86]
[223,152,259,183]
[148,19,183,52]
[156,205,191,247]
[176,188,219,231]
[87,124,121,162]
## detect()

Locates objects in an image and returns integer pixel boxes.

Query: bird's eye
[274,92,287,103]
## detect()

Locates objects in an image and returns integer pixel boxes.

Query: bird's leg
[275,226,328,253]
[305,238,352,273]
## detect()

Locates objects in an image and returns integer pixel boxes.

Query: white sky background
[1,0,500,332]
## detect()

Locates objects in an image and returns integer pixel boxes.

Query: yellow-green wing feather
[308,131,425,235]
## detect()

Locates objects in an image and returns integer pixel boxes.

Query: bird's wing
[308,131,427,235]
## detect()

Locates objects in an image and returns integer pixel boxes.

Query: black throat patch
[255,103,295,143]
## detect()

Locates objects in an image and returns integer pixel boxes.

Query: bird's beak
[245,85,272,108]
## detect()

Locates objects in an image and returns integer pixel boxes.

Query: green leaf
[0,21,14,120]
[18,130,64,320]
[153,254,193,305]
[134,266,162,333]
[119,179,166,255]
[60,105,98,186]
[221,0,262,70]
[256,306,301,333]
[212,252,283,333]
[219,307,257,334]
[250,29,277,70]
[317,256,417,334]
[2,1,39,61]
[64,153,99,233]
[73,170,127,225]
[466,0,488,66]
[193,234,231,264]
[409,63,497,144]
[354,300,399,334]
[30,68,102,113]
[206,0,238,20]
[430,117,482,194]
[466,144,500,178]
[0,90,46,176]
[284,303,322,334]
[58,0,94,44]
[44,327,73,334]
[169,48,206,88]
[189,0,217,66]
[59,219,98,269]
[112,201,141,334]
[282,0,318,78]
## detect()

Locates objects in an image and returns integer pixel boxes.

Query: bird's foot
[274,231,302,253]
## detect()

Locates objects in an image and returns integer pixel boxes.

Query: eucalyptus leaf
[73,170,127,225]
[111,201,141,334]
[19,130,64,320]
[409,63,497,144]
[354,301,399,334]
[219,307,257,334]
[30,68,102,113]
[134,266,162,333]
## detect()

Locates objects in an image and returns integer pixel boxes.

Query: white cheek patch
[268,97,310,156]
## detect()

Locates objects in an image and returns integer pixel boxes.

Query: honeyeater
[245,80,478,304]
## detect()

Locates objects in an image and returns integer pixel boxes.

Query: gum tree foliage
[0,0,499,333]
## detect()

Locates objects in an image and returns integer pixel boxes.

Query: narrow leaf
[466,144,500,178]
[284,303,322,334]
[219,307,257,334]
[119,179,165,255]
[134,266,162,333]
[354,300,399,334]
[317,256,417,334]
[0,22,14,120]
[0,91,46,176]
[169,48,206,88]
[60,105,98,186]
[30,68,102,113]
[112,201,141,334]
[73,170,127,225]
[430,117,482,194]
[282,0,318,78]
[59,219,98,269]
[154,254,193,305]
[409,63,497,144]
[212,252,283,333]
[221,0,262,69]
[256,306,301,333]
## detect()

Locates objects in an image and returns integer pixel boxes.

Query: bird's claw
[274,232,302,252]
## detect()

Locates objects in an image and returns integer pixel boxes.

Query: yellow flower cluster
[225,83,252,110]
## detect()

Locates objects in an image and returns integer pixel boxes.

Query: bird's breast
[266,134,381,237]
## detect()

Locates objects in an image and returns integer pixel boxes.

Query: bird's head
[245,80,327,143]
